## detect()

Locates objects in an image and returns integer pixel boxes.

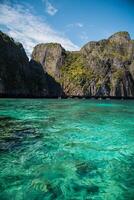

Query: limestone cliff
[0,31,62,97]
[0,31,30,95]
[31,31,134,97]
[0,30,134,98]
[32,43,66,80]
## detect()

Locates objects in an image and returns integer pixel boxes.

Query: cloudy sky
[0,0,134,57]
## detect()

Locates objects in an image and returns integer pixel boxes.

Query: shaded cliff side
[0,31,29,95]
[0,30,134,98]
[0,31,62,97]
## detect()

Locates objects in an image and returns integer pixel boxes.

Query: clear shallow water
[0,99,134,200]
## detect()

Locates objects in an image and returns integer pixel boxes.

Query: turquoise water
[0,99,134,200]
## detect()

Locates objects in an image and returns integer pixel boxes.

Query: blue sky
[0,0,134,57]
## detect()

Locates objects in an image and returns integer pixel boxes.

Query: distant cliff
[0,30,134,98]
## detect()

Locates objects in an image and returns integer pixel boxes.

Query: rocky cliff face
[0,30,134,98]
[78,31,134,97]
[0,31,30,95]
[32,43,66,80]
[0,31,62,97]
[32,31,134,97]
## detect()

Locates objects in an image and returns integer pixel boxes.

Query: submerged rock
[72,182,99,195]
[75,161,98,180]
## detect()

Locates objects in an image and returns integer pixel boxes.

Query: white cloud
[67,22,84,28]
[76,23,83,28]
[0,2,79,58]
[43,0,58,16]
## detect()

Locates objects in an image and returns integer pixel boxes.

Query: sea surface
[0,99,134,200]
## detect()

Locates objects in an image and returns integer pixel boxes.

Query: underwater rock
[76,161,97,176]
[73,182,99,195]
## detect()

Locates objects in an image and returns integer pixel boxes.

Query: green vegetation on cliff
[60,52,97,87]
